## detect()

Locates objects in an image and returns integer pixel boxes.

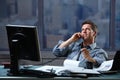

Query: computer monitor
[6,24,42,75]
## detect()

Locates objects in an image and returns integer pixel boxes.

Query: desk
[0,65,120,80]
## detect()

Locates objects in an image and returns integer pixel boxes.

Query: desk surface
[0,65,120,80]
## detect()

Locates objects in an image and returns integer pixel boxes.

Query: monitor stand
[7,39,20,76]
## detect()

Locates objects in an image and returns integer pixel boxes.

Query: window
[43,0,110,50]
[115,0,120,50]
[0,0,120,52]
[0,0,38,51]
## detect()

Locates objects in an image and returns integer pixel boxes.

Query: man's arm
[59,32,83,48]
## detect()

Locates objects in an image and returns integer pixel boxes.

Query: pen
[46,68,55,73]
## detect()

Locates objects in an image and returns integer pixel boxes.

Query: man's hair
[81,20,98,33]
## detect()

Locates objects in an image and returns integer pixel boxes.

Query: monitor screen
[6,24,42,75]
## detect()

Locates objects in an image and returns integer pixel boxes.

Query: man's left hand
[81,48,96,63]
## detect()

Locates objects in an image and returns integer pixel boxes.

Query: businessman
[52,20,108,69]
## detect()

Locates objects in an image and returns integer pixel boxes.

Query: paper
[34,59,100,75]
[63,59,80,67]
[35,65,69,75]
[35,65,65,73]
[93,59,113,71]
[34,65,100,75]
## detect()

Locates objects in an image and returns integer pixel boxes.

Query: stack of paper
[34,59,100,76]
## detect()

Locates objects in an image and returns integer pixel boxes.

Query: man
[52,20,108,69]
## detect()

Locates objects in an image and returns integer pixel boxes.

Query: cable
[40,57,60,65]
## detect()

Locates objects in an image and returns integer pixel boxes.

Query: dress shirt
[52,40,108,68]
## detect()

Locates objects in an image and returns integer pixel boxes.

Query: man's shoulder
[94,46,107,54]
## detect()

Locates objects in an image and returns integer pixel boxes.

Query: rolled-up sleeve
[78,50,108,68]
[52,40,69,57]
[93,49,108,67]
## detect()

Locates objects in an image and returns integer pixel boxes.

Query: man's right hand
[58,32,83,48]
[69,32,83,42]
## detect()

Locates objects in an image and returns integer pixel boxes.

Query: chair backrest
[110,51,120,71]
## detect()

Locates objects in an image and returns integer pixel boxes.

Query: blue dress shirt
[52,40,108,69]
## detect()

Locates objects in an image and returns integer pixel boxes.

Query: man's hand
[81,48,96,63]
[69,32,83,42]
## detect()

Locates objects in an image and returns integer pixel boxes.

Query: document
[93,59,113,71]
[63,59,80,67]
[35,65,68,75]
[63,59,100,74]
[34,59,100,76]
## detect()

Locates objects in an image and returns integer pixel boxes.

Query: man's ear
[93,31,97,37]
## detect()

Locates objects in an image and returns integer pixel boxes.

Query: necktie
[76,50,81,61]
[76,46,90,61]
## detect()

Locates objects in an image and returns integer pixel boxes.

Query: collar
[79,42,97,50]
[89,42,97,50]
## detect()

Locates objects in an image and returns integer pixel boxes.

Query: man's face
[81,24,96,41]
